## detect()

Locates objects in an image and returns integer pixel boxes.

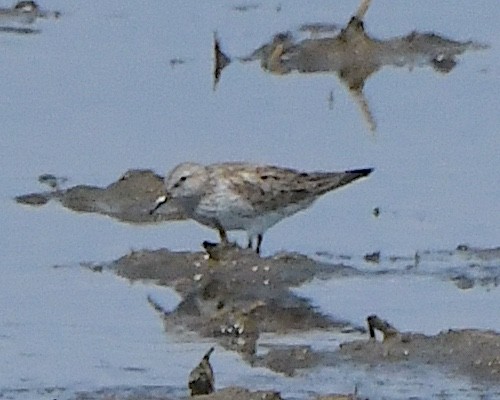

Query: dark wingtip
[348,168,374,177]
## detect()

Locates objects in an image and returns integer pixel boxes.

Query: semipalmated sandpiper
[151,162,373,253]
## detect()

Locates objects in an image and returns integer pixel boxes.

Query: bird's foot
[202,240,256,261]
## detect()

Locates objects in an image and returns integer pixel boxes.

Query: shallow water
[1,1,499,399]
[295,275,500,334]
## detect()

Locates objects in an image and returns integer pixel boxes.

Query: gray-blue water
[1,1,499,399]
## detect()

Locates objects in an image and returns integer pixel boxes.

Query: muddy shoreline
[6,0,499,398]
[56,242,499,399]
[97,245,500,383]
[17,171,500,390]
[13,172,500,398]
[11,5,498,396]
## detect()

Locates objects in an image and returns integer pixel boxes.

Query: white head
[150,162,208,215]
[164,162,209,200]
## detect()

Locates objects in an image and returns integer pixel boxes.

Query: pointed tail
[311,167,373,196]
[339,168,373,185]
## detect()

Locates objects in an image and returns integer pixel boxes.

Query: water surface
[1,1,499,399]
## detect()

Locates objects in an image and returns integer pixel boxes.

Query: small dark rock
[189,347,215,396]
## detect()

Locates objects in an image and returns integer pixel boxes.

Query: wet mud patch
[338,315,500,384]
[106,245,360,365]
[91,243,500,387]
[316,245,500,290]
[16,169,184,224]
[68,386,355,400]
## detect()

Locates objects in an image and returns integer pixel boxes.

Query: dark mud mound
[108,245,360,366]
[16,169,185,224]
[104,245,500,383]
[338,315,500,384]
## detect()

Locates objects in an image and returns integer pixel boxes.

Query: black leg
[217,226,228,244]
[247,237,253,250]
[255,234,263,254]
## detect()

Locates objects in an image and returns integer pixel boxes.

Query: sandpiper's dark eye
[173,176,187,188]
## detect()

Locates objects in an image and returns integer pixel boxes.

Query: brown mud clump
[16,169,185,224]
[338,315,500,384]
[116,245,358,367]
